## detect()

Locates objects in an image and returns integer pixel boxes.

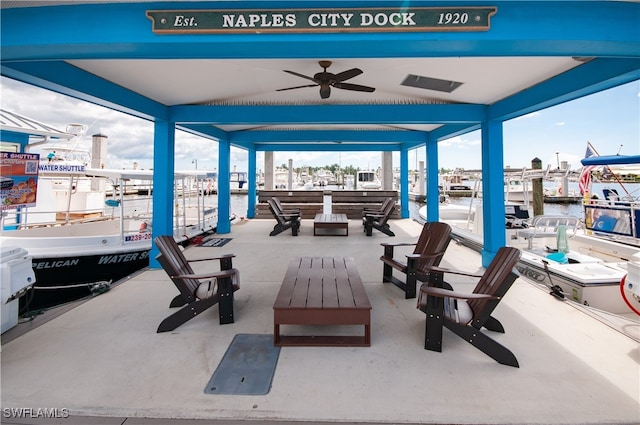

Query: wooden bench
[273,257,371,347]
[331,190,400,219]
[256,190,324,219]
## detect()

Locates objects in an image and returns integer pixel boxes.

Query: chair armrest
[420,265,484,279]
[406,252,444,260]
[171,268,237,280]
[274,212,300,218]
[381,242,416,248]
[189,253,236,263]
[364,212,384,218]
[420,285,500,301]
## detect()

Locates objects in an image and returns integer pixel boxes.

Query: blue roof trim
[2,2,639,61]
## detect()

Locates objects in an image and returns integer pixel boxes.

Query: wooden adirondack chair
[154,235,240,333]
[272,196,300,216]
[362,197,396,236]
[362,197,393,217]
[380,222,452,298]
[416,246,521,367]
[267,198,301,236]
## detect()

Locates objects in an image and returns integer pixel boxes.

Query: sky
[1,76,638,173]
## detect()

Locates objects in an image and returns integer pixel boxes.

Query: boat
[313,168,335,187]
[356,170,381,190]
[229,169,248,193]
[0,120,220,312]
[426,152,640,318]
[1,165,220,311]
[439,169,472,192]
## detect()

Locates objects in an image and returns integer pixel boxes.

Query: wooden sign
[147,7,497,34]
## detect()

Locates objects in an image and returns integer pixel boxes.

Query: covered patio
[2,218,639,424]
[2,1,638,268]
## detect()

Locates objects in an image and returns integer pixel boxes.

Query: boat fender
[105,199,120,207]
[139,221,149,233]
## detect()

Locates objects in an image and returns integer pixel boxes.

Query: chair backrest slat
[469,247,521,321]
[415,222,452,271]
[377,198,396,225]
[267,198,286,225]
[155,235,200,298]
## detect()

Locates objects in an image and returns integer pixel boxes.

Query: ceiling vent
[401,74,463,93]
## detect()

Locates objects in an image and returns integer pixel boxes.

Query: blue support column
[150,120,175,269]
[425,138,439,222]
[217,138,231,234]
[400,148,409,218]
[247,145,256,219]
[480,119,506,267]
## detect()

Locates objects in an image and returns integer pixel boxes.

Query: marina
[1,2,639,424]
[1,218,639,424]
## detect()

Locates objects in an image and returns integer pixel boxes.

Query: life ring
[620,275,640,316]
[139,221,149,233]
[557,186,563,195]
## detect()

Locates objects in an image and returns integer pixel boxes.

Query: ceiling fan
[276,60,375,99]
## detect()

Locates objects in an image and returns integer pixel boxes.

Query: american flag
[578,144,597,195]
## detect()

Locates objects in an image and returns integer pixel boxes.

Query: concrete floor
[1,218,639,424]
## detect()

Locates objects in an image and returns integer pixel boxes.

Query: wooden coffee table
[273,257,372,347]
[313,213,349,236]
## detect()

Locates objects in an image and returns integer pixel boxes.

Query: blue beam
[480,120,506,267]
[228,129,428,143]
[169,104,486,125]
[247,146,257,219]
[150,120,176,268]
[253,143,401,152]
[400,148,410,218]
[179,124,228,142]
[1,62,168,121]
[2,2,638,61]
[430,124,482,143]
[217,139,232,234]
[426,139,439,222]
[489,58,640,122]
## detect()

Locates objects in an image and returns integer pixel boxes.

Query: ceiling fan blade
[283,70,320,83]
[333,68,363,82]
[276,84,319,92]
[333,82,375,93]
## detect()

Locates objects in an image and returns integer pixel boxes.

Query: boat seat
[516,215,581,250]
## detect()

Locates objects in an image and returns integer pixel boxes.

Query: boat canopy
[581,155,640,166]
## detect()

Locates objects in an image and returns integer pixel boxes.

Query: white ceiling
[69,56,582,133]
